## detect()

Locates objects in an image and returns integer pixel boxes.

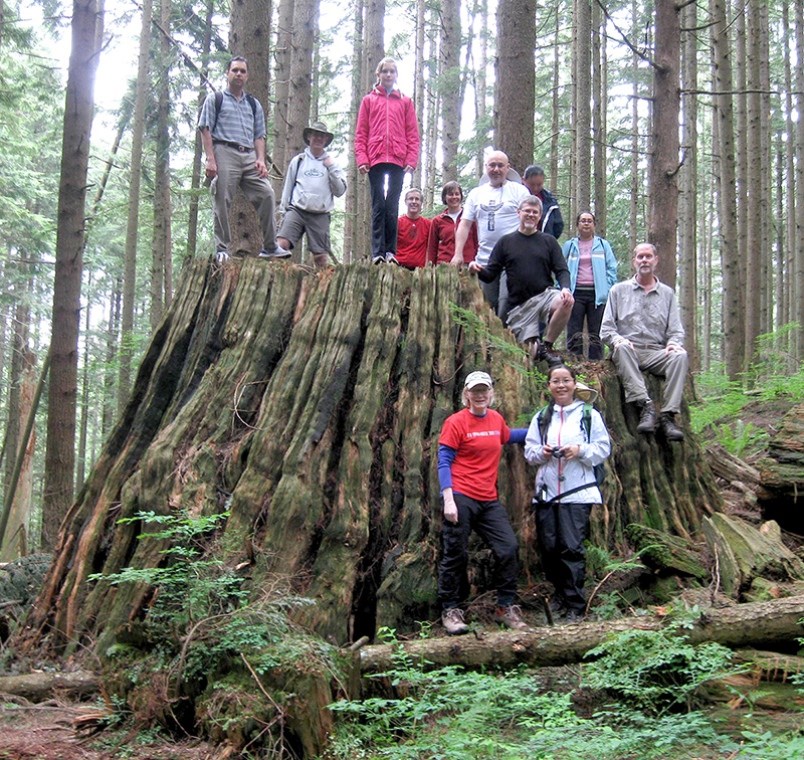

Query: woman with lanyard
[437,371,528,635]
[524,364,611,622]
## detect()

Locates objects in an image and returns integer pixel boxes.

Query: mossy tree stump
[21,260,721,652]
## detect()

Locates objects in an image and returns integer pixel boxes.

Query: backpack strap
[212,91,257,132]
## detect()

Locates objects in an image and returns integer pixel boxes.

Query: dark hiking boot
[636,399,657,433]
[442,608,469,635]
[564,608,584,623]
[495,604,529,631]
[660,412,684,441]
[533,341,563,366]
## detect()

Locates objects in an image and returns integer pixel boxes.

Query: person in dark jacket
[523,165,564,240]
[469,196,573,365]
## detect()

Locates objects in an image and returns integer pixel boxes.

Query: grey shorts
[505,289,559,344]
[277,207,331,254]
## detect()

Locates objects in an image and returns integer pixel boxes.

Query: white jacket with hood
[524,399,610,504]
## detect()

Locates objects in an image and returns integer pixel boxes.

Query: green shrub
[582,627,740,715]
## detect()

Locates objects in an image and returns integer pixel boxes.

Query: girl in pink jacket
[355,57,420,264]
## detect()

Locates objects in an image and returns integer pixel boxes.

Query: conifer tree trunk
[710,0,742,379]
[439,0,460,182]
[572,0,591,212]
[494,0,535,173]
[118,0,152,412]
[185,0,214,261]
[43,0,104,549]
[648,0,680,286]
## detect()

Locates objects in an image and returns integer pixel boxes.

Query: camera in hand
[552,448,564,459]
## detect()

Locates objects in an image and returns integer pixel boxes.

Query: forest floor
[0,397,800,759]
[0,699,216,759]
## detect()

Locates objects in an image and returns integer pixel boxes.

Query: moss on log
[20,261,722,657]
[358,595,804,674]
[702,514,804,597]
[625,523,708,579]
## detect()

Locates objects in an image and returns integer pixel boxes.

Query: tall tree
[796,0,804,362]
[439,0,460,182]
[572,0,592,212]
[743,0,762,365]
[43,0,103,549]
[185,0,214,261]
[679,0,698,368]
[710,0,743,378]
[118,0,153,412]
[494,0,535,173]
[272,0,294,197]
[648,0,680,285]
[151,0,173,329]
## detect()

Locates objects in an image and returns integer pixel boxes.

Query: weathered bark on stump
[758,401,804,534]
[19,262,721,656]
[359,595,804,674]
[702,513,804,597]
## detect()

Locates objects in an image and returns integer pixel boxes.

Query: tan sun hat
[574,381,598,404]
[303,121,334,147]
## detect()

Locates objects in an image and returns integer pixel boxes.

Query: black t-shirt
[478,230,570,308]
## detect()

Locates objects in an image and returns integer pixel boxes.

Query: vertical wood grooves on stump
[19,261,723,656]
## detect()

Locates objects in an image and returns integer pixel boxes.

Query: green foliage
[323,628,777,760]
[90,510,334,686]
[583,628,740,715]
[712,419,769,458]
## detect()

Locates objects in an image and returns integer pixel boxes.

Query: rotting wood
[359,595,804,674]
[0,670,97,702]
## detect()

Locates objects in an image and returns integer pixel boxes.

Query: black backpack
[211,90,257,131]
[534,401,606,501]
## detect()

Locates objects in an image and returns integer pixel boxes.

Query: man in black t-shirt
[469,196,574,364]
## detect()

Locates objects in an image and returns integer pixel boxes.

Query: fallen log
[0,669,98,701]
[358,595,804,674]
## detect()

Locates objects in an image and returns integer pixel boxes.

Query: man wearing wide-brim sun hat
[269,120,347,268]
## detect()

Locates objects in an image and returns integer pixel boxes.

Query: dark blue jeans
[368,163,404,257]
[534,501,592,612]
[438,493,520,610]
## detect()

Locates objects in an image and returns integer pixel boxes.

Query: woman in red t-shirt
[436,371,528,635]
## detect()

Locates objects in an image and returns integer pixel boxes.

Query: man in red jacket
[395,188,431,269]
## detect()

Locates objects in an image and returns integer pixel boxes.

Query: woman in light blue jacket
[562,211,618,360]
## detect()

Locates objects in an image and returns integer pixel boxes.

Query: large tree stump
[18,261,722,654]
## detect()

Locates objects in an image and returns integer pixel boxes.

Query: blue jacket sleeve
[437,444,457,491]
[507,428,527,444]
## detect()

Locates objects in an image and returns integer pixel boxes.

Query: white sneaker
[442,608,469,635]
[258,246,291,259]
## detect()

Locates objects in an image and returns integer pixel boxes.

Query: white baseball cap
[464,371,493,390]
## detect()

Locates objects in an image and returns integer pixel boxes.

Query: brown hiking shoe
[442,608,469,635]
[495,604,528,631]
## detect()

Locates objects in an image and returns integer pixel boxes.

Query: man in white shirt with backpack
[275,121,347,268]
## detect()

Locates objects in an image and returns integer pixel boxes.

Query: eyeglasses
[548,378,573,386]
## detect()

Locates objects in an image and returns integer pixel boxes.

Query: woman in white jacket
[524,364,611,621]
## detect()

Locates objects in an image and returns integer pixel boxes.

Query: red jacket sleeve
[404,98,420,169]
[355,95,370,167]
